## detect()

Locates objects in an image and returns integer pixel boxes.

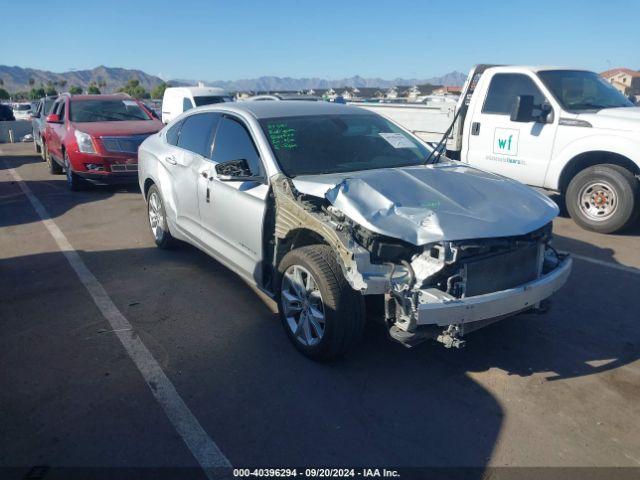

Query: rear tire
[45,144,63,174]
[566,164,639,234]
[147,185,177,249]
[277,245,365,360]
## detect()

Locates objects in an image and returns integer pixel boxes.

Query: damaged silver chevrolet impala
[138,101,572,359]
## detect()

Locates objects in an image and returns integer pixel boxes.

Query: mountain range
[0,65,466,93]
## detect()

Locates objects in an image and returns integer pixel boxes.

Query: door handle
[165,155,177,165]
[471,122,481,135]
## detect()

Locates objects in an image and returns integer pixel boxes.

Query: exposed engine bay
[264,166,571,349]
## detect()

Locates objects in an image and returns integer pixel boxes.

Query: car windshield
[193,96,232,106]
[538,70,634,111]
[14,104,31,111]
[260,114,431,177]
[70,99,151,122]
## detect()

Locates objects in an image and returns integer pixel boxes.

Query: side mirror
[215,159,262,182]
[46,113,61,123]
[510,95,535,122]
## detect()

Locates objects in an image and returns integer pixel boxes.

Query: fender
[545,133,640,191]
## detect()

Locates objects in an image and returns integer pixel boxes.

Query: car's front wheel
[147,185,176,249]
[277,245,365,360]
[64,152,85,191]
[566,164,639,233]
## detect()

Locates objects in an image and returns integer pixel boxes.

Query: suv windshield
[538,70,633,111]
[70,99,151,122]
[260,114,430,177]
[193,96,232,106]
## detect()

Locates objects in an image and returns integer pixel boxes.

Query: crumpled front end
[270,168,571,349]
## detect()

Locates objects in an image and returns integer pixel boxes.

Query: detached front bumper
[415,256,572,327]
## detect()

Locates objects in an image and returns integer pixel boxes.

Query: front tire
[566,164,639,234]
[64,152,85,191]
[147,185,176,249]
[277,245,365,360]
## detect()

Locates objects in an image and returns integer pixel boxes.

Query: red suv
[43,93,163,190]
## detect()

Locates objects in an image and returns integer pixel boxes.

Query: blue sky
[2,0,638,80]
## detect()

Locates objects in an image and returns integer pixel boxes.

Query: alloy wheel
[281,265,326,346]
[148,192,165,240]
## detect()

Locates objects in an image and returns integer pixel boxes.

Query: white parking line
[4,160,231,478]
[570,253,640,276]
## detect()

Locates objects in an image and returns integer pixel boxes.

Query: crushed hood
[291,163,559,245]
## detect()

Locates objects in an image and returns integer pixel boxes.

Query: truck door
[463,72,557,186]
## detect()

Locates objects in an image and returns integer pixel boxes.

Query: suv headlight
[74,130,96,154]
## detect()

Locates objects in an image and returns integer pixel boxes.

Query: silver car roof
[218,100,370,119]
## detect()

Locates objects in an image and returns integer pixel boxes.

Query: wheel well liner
[559,151,639,193]
[143,178,155,198]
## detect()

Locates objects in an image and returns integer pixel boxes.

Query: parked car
[43,93,163,190]
[138,101,572,360]
[354,65,640,234]
[31,96,57,157]
[12,103,32,120]
[246,94,320,101]
[0,104,15,121]
[161,86,232,123]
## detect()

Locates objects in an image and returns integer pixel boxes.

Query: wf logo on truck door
[493,128,519,156]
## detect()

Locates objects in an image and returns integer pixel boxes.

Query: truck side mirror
[510,95,535,122]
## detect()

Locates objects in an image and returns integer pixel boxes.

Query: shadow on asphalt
[2,235,638,471]
[0,176,140,228]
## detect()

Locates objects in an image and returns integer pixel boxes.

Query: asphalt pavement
[1,143,639,480]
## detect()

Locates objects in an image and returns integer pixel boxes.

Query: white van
[161,86,232,123]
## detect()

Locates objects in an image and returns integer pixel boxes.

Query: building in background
[601,68,640,96]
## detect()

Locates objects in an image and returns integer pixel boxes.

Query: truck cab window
[183,97,194,112]
[482,73,545,115]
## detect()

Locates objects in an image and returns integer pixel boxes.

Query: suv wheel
[566,164,639,233]
[147,185,176,248]
[64,152,84,191]
[45,144,62,174]
[277,245,365,360]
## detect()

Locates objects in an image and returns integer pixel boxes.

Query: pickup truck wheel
[64,152,85,191]
[566,164,639,233]
[277,245,365,360]
[147,185,176,249]
[45,144,62,174]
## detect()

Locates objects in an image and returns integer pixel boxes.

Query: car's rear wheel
[45,144,62,174]
[147,185,176,249]
[64,152,84,191]
[34,134,41,154]
[277,245,365,360]
[566,164,639,233]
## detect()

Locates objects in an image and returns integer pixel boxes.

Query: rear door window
[165,120,183,146]
[177,112,221,157]
[482,73,546,115]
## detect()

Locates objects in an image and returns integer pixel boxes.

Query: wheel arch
[558,151,639,194]
[143,177,156,199]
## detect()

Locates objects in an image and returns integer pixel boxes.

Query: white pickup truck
[353,65,640,233]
